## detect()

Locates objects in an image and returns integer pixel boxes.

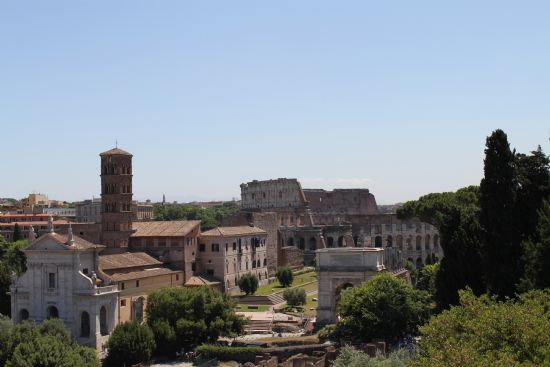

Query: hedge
[195,345,263,363]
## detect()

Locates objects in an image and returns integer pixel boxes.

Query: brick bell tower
[100,147,134,252]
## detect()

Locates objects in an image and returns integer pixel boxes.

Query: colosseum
[233,178,443,273]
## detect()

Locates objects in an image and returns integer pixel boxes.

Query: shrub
[283,287,306,307]
[317,324,339,342]
[276,266,294,287]
[104,321,155,367]
[238,273,259,295]
[338,273,430,342]
[147,287,245,354]
[195,345,262,363]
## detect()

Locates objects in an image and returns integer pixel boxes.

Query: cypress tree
[522,201,550,289]
[12,224,21,242]
[479,129,521,298]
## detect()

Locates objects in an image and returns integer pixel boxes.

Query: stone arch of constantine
[316,247,409,326]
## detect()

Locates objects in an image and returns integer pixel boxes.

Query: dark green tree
[238,273,259,295]
[12,224,21,243]
[521,201,550,290]
[283,287,306,307]
[104,321,155,367]
[0,236,27,316]
[338,273,430,342]
[398,186,485,309]
[276,266,294,288]
[479,129,522,298]
[146,286,244,354]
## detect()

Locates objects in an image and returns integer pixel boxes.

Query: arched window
[327,237,334,247]
[20,309,29,321]
[374,236,383,248]
[386,235,393,247]
[81,311,90,338]
[100,306,108,335]
[337,236,344,247]
[416,236,422,251]
[263,258,267,266]
[425,234,431,250]
[298,237,305,250]
[47,306,59,319]
[308,237,317,250]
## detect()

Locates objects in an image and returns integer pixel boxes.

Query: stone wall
[241,179,308,210]
[304,189,379,215]
[281,246,304,270]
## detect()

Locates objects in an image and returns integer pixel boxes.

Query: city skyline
[1,1,549,204]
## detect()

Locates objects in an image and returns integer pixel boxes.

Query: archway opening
[327,237,334,248]
[386,235,393,247]
[416,236,422,251]
[100,306,108,335]
[374,236,383,248]
[20,309,29,321]
[81,311,90,338]
[308,237,317,251]
[298,237,305,250]
[47,306,58,319]
[287,237,294,247]
[337,236,344,247]
[335,283,354,315]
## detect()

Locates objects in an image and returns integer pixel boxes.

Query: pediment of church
[25,234,71,252]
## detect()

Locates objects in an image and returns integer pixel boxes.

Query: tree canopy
[0,236,27,316]
[283,287,306,307]
[338,273,430,342]
[0,318,99,367]
[146,286,245,354]
[153,201,240,230]
[415,289,550,367]
[276,266,294,288]
[238,273,259,295]
[104,321,155,367]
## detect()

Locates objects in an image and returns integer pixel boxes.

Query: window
[121,299,126,307]
[199,244,205,252]
[83,268,88,275]
[207,269,214,276]
[135,280,140,287]
[225,243,228,252]
[100,306,108,335]
[120,282,125,290]
[176,274,179,281]
[48,273,56,288]
[81,312,90,338]
[212,243,220,252]
[233,242,237,251]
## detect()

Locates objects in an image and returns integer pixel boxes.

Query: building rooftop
[201,226,267,237]
[99,147,133,157]
[184,275,221,287]
[99,252,162,271]
[107,267,180,282]
[26,232,103,251]
[131,220,201,237]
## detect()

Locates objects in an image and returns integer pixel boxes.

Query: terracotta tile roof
[99,147,132,156]
[200,226,267,238]
[99,252,162,271]
[184,275,221,286]
[0,214,51,218]
[26,232,102,250]
[108,267,180,281]
[131,220,200,237]
[0,220,70,227]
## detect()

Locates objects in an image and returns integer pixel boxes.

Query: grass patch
[280,293,318,317]
[254,272,318,296]
[235,304,270,312]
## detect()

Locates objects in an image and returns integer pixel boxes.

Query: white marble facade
[10,223,119,351]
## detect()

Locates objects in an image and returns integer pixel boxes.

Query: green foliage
[0,236,27,316]
[238,273,259,295]
[276,266,294,287]
[480,129,523,299]
[104,321,155,367]
[317,324,339,342]
[153,201,240,230]
[338,273,430,342]
[146,286,245,355]
[333,345,411,367]
[195,345,262,363]
[415,288,550,367]
[12,224,21,243]
[404,260,418,286]
[521,200,550,290]
[1,319,99,367]
[398,186,485,309]
[416,263,439,298]
[149,319,177,356]
[283,287,306,307]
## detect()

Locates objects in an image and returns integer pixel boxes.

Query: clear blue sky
[1,1,549,204]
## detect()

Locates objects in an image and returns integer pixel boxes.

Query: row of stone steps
[244,319,272,334]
